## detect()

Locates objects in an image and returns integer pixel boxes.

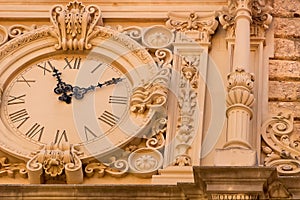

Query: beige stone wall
[269,0,300,117]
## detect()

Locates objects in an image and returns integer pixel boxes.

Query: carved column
[216,0,272,166]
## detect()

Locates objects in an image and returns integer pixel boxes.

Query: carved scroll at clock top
[50,1,102,50]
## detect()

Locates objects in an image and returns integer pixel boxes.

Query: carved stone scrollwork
[85,159,129,178]
[148,48,173,68]
[130,68,171,114]
[50,1,102,50]
[8,24,37,39]
[166,12,218,43]
[26,143,83,184]
[0,25,8,46]
[117,25,143,42]
[262,113,300,175]
[146,118,167,150]
[0,157,27,178]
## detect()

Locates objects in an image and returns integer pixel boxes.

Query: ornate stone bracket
[50,1,102,50]
[0,157,27,178]
[166,12,218,44]
[26,143,83,184]
[261,113,300,175]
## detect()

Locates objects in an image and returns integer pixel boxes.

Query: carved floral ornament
[261,113,300,175]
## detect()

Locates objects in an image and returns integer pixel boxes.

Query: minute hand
[73,77,123,100]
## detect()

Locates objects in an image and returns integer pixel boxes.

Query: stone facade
[0,0,299,199]
[269,0,300,117]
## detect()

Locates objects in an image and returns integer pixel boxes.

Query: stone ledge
[193,166,276,199]
[0,184,186,200]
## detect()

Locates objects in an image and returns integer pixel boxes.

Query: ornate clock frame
[0,0,218,184]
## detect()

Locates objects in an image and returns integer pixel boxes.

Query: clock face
[0,52,139,159]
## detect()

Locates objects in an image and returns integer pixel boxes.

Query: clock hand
[73,77,123,100]
[52,68,73,104]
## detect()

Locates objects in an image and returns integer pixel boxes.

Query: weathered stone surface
[269,60,300,80]
[273,0,300,17]
[269,101,300,117]
[274,38,300,60]
[274,18,300,38]
[269,81,300,101]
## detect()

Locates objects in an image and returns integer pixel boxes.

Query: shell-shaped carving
[226,88,254,106]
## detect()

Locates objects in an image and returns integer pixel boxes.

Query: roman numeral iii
[98,111,120,127]
[109,96,127,105]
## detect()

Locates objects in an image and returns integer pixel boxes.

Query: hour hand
[73,77,123,100]
[52,68,73,104]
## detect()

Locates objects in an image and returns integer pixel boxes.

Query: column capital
[166,12,218,44]
[219,0,273,38]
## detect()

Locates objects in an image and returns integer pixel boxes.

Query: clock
[0,48,156,161]
[0,0,161,163]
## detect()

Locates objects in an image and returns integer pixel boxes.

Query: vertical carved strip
[173,56,199,166]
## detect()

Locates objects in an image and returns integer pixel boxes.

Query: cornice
[0,1,226,20]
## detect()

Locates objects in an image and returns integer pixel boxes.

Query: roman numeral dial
[2,53,132,160]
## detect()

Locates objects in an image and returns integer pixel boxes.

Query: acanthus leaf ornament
[50,1,102,50]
